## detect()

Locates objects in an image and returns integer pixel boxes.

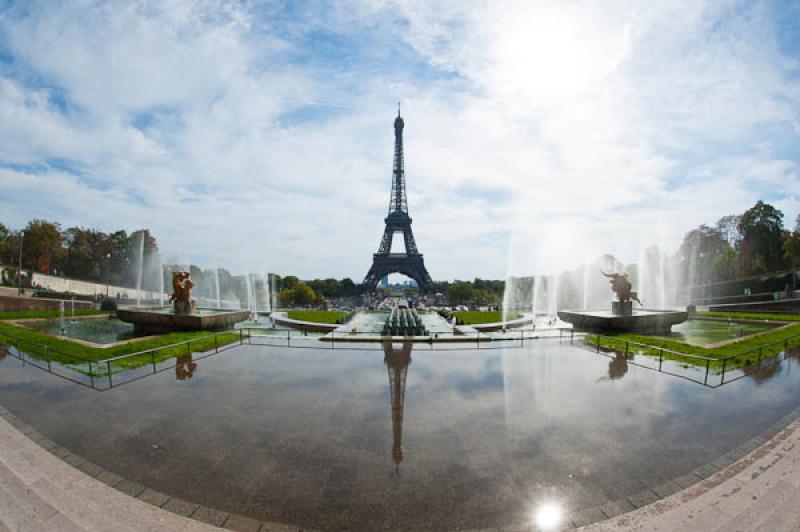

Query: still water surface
[0,340,798,530]
[24,317,136,344]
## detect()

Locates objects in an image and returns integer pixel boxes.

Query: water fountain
[244,272,253,318]
[117,270,249,334]
[382,306,428,336]
[59,300,65,335]
[214,268,221,309]
[265,273,273,313]
[558,270,687,333]
[158,257,165,306]
[135,232,144,307]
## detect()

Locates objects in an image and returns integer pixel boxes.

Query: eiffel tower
[382,340,413,474]
[362,107,433,292]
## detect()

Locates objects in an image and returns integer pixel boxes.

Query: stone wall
[0,294,95,312]
[30,272,159,300]
[708,297,800,313]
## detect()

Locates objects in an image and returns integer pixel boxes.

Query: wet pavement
[0,340,798,530]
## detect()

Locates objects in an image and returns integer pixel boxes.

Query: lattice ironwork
[361,108,433,292]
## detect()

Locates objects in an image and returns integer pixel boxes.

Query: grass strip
[697,311,800,322]
[0,320,241,376]
[449,310,521,325]
[286,310,352,324]
[0,309,108,320]
[585,322,800,373]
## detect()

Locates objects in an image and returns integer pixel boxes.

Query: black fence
[0,328,244,391]
[5,323,795,391]
[583,332,800,387]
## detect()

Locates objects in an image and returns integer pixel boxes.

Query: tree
[679,224,733,283]
[282,275,299,290]
[293,283,316,305]
[23,220,64,273]
[278,288,294,307]
[0,223,10,264]
[784,230,799,270]
[447,281,475,305]
[716,215,742,248]
[340,278,357,297]
[737,201,784,275]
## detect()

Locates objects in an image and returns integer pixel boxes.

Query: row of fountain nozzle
[382,307,428,336]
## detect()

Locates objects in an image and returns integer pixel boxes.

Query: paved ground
[0,415,227,531]
[579,416,800,532]
[0,390,798,531]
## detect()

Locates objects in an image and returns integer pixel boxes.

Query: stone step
[0,461,59,524]
[0,481,84,532]
[712,480,799,531]
[0,445,138,532]
[762,480,800,530]
[0,417,217,531]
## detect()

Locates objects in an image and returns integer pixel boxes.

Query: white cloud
[1,0,799,281]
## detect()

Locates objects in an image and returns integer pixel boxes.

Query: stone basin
[558,308,688,334]
[116,306,250,334]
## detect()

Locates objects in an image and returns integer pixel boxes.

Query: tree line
[7,200,790,306]
[0,220,157,289]
[678,200,799,285]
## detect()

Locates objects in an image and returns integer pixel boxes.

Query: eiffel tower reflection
[383,340,412,474]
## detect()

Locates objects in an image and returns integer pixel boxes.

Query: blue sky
[1,0,799,280]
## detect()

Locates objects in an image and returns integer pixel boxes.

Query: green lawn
[585,319,800,372]
[286,310,352,324]
[0,318,241,376]
[697,311,800,322]
[450,310,521,325]
[0,309,108,320]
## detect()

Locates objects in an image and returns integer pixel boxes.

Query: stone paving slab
[0,415,221,532]
[579,412,800,532]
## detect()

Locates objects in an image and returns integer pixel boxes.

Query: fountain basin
[558,309,688,334]
[117,307,250,334]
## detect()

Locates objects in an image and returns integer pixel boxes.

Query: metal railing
[1,324,584,389]
[240,324,574,339]
[11,318,795,391]
[237,324,578,351]
[0,328,242,391]
[584,330,800,387]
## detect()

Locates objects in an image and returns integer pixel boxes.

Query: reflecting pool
[0,339,798,530]
[23,317,136,344]
[664,319,777,346]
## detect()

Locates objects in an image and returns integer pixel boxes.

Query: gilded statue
[170,271,195,314]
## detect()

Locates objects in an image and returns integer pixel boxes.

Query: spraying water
[659,250,668,308]
[265,273,272,313]
[531,275,540,317]
[135,232,145,307]
[549,274,560,318]
[70,296,75,321]
[244,272,254,317]
[158,257,164,306]
[59,300,65,335]
[215,268,221,309]
[583,264,589,310]
[270,274,277,312]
